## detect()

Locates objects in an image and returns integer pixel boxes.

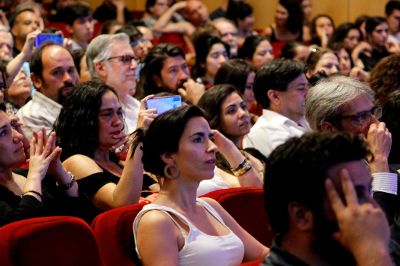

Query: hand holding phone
[34,33,63,48]
[146,95,182,115]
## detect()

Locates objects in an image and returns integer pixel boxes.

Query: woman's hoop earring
[164,163,180,179]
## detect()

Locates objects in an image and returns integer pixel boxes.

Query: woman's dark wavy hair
[55,80,120,160]
[381,91,400,164]
[214,59,255,95]
[369,53,400,105]
[192,34,229,80]
[310,14,335,46]
[238,35,269,61]
[279,0,303,34]
[329,22,361,47]
[197,84,238,133]
[142,105,205,177]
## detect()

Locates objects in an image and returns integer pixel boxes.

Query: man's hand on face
[367,122,391,173]
[325,169,391,266]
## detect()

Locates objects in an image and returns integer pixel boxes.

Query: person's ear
[288,202,314,231]
[94,61,107,78]
[320,121,339,133]
[267,89,280,106]
[30,73,42,91]
[153,74,162,87]
[160,152,175,165]
[66,24,73,36]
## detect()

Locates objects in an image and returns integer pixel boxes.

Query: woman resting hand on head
[133,105,269,266]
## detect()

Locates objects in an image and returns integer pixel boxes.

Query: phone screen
[146,96,182,115]
[34,34,63,48]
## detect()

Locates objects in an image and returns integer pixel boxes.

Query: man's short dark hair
[385,0,400,16]
[61,3,93,26]
[138,43,186,97]
[254,59,306,109]
[264,132,371,236]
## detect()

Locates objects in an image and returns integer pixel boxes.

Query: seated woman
[305,47,339,83]
[197,84,264,195]
[192,34,229,89]
[133,105,268,265]
[238,35,274,71]
[309,14,335,48]
[54,81,156,213]
[0,103,88,225]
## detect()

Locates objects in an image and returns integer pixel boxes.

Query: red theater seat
[91,202,148,266]
[0,216,104,266]
[202,187,275,247]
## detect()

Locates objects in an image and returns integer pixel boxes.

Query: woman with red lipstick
[55,81,156,215]
[133,105,268,265]
[197,84,264,195]
[0,103,87,225]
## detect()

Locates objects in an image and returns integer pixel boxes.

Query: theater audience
[212,18,239,57]
[133,105,268,265]
[329,22,362,52]
[55,81,154,214]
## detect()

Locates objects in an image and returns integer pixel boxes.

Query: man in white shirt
[17,43,80,139]
[86,33,140,134]
[243,59,310,157]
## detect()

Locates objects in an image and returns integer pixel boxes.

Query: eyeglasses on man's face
[334,106,382,127]
[107,54,137,65]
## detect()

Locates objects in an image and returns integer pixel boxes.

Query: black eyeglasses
[334,106,382,127]
[107,54,136,65]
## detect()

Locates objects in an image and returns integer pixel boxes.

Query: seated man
[243,59,310,157]
[17,43,79,139]
[86,33,140,133]
[306,75,398,222]
[263,132,392,265]
[139,43,205,104]
[61,2,94,51]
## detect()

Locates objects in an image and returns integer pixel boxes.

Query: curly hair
[369,53,400,105]
[54,81,120,160]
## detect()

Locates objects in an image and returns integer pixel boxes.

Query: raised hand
[325,169,391,265]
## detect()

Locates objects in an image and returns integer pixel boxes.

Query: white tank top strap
[195,198,226,225]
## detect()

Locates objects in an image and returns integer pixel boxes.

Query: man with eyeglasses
[305,75,399,223]
[86,33,144,134]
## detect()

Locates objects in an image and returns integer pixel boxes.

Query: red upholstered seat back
[0,216,104,266]
[91,202,148,266]
[202,187,275,247]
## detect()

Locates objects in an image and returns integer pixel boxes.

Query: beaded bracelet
[22,190,43,201]
[231,158,252,177]
[56,172,76,190]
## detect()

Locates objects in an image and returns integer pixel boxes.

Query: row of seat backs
[0,187,273,266]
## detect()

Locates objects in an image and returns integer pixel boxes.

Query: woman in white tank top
[133,105,269,266]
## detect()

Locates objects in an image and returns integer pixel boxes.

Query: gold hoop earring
[164,163,180,179]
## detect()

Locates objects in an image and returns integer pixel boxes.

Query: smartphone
[146,95,182,115]
[34,33,63,48]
